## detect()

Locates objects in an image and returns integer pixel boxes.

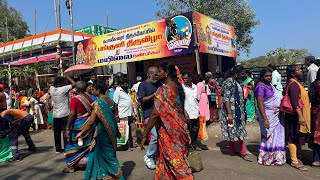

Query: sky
[7,0,320,60]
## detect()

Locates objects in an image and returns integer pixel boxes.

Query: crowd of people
[1,55,320,179]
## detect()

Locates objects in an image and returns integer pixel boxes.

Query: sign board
[194,12,237,58]
[75,25,117,36]
[74,12,194,66]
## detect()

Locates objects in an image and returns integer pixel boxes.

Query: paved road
[0,125,320,180]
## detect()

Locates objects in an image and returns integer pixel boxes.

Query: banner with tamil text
[75,12,194,66]
[194,12,237,58]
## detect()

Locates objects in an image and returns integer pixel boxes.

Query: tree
[241,48,312,68]
[155,0,259,55]
[0,0,29,43]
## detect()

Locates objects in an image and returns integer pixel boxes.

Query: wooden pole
[5,17,8,41]
[106,11,109,33]
[34,10,37,35]
[192,13,201,75]
[58,0,61,28]
[69,0,75,65]
[54,0,58,28]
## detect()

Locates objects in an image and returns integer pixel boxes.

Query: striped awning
[10,51,72,66]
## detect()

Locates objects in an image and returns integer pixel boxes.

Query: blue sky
[7,0,320,59]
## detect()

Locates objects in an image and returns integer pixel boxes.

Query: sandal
[291,163,308,171]
[312,161,320,167]
[62,167,75,173]
[241,154,253,162]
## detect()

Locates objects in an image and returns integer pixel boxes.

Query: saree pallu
[65,95,93,168]
[84,98,124,180]
[257,86,286,166]
[65,115,93,168]
[0,136,13,163]
[154,85,193,180]
[244,78,256,123]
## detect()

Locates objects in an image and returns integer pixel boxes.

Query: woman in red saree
[140,62,193,180]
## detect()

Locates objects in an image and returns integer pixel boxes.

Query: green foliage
[0,0,29,43]
[241,48,312,68]
[155,0,260,55]
[0,64,37,81]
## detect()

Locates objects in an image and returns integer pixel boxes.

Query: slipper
[241,154,253,162]
[291,163,308,171]
[62,168,75,173]
[311,162,320,167]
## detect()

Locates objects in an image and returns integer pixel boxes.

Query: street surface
[0,124,320,180]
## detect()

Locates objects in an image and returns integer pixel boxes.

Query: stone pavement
[0,123,320,180]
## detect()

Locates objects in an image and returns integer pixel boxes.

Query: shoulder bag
[280,82,304,114]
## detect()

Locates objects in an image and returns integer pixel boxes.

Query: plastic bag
[198,116,209,141]
[117,120,129,145]
[47,111,53,125]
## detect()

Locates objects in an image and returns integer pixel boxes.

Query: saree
[65,95,93,168]
[243,77,256,123]
[312,80,320,145]
[0,137,13,163]
[255,84,286,166]
[291,79,311,133]
[84,98,124,180]
[154,85,193,180]
[19,96,28,111]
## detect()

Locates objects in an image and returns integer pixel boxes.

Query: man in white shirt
[113,78,137,149]
[49,76,76,153]
[305,56,319,104]
[267,64,283,97]
[4,85,12,109]
[131,76,142,93]
[306,56,319,89]
[182,72,200,151]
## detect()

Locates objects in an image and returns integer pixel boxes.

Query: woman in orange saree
[140,62,193,180]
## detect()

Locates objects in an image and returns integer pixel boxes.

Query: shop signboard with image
[194,12,237,58]
[74,12,195,66]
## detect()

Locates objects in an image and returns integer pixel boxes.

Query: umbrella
[64,64,93,77]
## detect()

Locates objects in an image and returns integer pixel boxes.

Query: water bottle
[78,137,83,146]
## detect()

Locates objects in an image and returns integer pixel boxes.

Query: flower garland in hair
[175,65,183,84]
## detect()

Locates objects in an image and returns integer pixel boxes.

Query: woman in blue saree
[64,81,93,173]
[77,81,124,180]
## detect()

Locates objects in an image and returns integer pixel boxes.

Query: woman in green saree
[77,81,124,180]
[243,70,256,123]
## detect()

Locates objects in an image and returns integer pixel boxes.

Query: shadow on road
[2,166,69,180]
[121,161,136,179]
[18,146,54,159]
[246,143,260,157]
[216,140,229,155]
[33,146,54,153]
[197,141,209,150]
[0,163,10,170]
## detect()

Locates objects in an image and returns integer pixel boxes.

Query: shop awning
[10,51,72,66]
